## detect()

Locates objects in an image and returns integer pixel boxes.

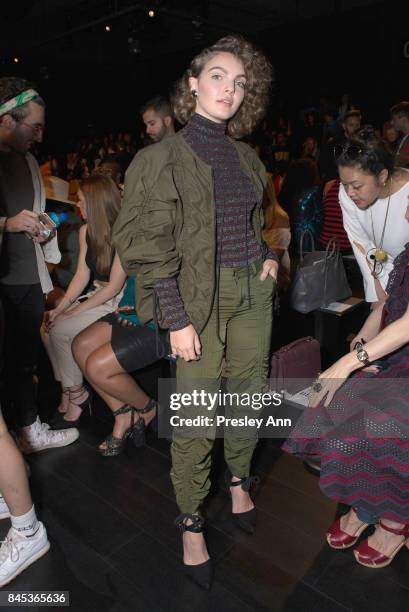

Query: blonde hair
[172,34,273,139]
[80,175,121,277]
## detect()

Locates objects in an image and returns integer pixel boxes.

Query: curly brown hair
[172,34,273,139]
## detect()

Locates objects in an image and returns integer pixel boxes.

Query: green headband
[0,89,39,118]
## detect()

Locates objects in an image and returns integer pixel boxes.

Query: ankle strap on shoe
[135,398,157,415]
[175,514,205,533]
[379,521,409,537]
[229,475,260,492]
[112,404,133,417]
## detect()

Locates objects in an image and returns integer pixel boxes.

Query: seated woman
[284,203,409,569]
[338,127,409,305]
[71,277,167,456]
[43,175,125,426]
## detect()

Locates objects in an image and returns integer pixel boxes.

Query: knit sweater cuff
[154,278,191,331]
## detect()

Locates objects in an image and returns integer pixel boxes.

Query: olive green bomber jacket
[112,131,268,334]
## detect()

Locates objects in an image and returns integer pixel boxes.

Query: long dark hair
[80,175,121,277]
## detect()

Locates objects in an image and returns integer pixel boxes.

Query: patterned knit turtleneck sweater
[154,112,277,331]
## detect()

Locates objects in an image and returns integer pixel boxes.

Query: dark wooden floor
[2,357,407,612]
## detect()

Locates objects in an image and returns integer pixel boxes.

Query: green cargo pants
[170,260,275,514]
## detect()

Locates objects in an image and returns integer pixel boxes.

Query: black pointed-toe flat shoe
[225,470,260,534]
[175,513,214,590]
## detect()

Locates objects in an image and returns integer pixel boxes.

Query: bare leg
[365,519,409,557]
[72,321,141,413]
[339,507,367,535]
[85,345,157,450]
[72,321,112,373]
[0,413,31,516]
[182,521,210,566]
[230,476,254,514]
[73,322,156,447]
[66,322,114,421]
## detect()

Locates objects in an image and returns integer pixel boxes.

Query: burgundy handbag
[269,336,321,395]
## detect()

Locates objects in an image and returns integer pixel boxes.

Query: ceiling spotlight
[105,24,111,32]
[148,9,155,18]
[13,57,19,63]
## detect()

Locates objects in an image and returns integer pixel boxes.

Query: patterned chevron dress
[284,243,409,523]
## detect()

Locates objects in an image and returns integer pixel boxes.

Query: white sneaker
[19,417,79,454]
[0,497,10,520]
[0,522,50,587]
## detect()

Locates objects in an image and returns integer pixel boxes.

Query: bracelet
[356,345,370,366]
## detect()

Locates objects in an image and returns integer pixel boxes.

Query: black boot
[225,470,260,534]
[175,514,213,590]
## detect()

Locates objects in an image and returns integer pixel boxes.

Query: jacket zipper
[199,167,217,334]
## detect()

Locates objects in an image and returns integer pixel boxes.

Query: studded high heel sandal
[132,398,159,447]
[225,470,260,534]
[175,513,213,591]
[99,404,140,456]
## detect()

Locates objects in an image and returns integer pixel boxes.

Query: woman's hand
[309,354,355,408]
[44,308,63,331]
[170,325,201,362]
[260,259,279,282]
[115,305,137,327]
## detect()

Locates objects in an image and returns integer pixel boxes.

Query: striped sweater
[318,179,351,250]
[155,112,276,331]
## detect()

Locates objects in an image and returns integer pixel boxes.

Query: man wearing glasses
[0,77,79,453]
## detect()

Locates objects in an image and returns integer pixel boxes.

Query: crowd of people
[0,31,408,592]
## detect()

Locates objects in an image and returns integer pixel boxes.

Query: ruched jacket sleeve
[112,147,183,289]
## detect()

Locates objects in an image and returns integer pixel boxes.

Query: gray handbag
[290,231,351,314]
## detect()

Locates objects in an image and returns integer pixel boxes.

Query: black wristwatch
[356,346,370,366]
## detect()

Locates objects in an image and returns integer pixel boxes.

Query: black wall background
[4,0,408,150]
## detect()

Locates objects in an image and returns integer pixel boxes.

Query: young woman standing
[113,35,277,589]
